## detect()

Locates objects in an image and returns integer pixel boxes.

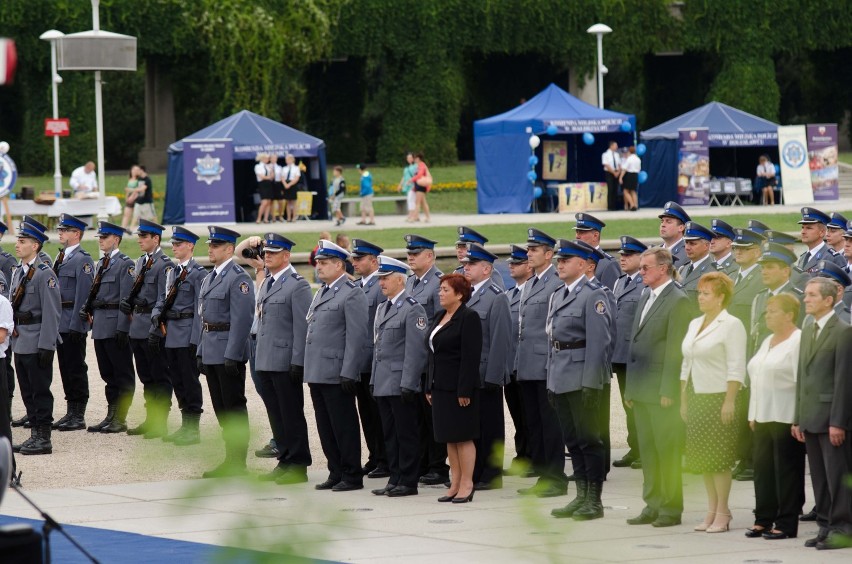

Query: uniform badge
[416,317,427,330]
[128,266,135,276]
[83,263,93,275]
[594,300,607,315]
[239,281,250,294]
[48,277,57,288]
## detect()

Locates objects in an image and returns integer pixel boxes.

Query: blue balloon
[546,124,558,136]
[582,132,595,145]
[527,170,537,183]
[620,121,632,133]
[529,155,539,167]
[638,171,648,184]
[636,143,646,156]
[533,186,543,199]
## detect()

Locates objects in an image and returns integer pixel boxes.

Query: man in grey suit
[624,247,691,528]
[120,219,175,439]
[709,219,737,275]
[251,233,312,484]
[517,228,567,498]
[505,244,532,471]
[404,234,448,485]
[196,226,255,478]
[574,213,621,289]
[793,276,852,550]
[81,222,135,434]
[677,221,715,311]
[797,208,846,286]
[611,236,647,469]
[548,240,612,521]
[658,201,690,266]
[452,226,505,289]
[370,256,428,497]
[462,243,512,490]
[151,227,207,446]
[350,239,389,479]
[305,239,370,492]
[9,223,61,455]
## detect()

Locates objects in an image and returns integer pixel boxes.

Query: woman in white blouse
[745,293,805,540]
[756,155,777,206]
[680,272,746,533]
[618,146,641,211]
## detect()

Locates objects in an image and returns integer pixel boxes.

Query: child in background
[329,166,347,226]
[357,163,375,226]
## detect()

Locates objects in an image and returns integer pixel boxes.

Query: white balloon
[0,141,9,155]
[529,135,541,149]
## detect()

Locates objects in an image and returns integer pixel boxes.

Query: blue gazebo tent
[473,83,635,214]
[639,102,779,208]
[163,110,327,224]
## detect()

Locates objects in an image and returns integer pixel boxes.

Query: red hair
[440,273,472,303]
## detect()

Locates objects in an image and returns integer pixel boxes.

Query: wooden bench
[340,196,407,216]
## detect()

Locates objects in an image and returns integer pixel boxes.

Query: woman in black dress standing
[426,273,482,503]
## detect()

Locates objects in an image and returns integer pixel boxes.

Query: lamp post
[39,29,65,198]
[586,23,612,109]
[91,0,108,212]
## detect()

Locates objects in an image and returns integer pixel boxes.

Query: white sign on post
[776,125,813,206]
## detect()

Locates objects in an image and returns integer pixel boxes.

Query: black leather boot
[572,481,604,521]
[88,404,116,432]
[143,409,169,440]
[173,413,200,446]
[101,403,129,434]
[162,412,187,443]
[551,479,588,518]
[12,427,36,453]
[126,409,151,436]
[52,403,73,430]
[20,425,53,455]
[58,402,87,431]
[11,413,29,428]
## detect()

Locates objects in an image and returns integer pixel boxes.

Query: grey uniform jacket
[545,277,612,394]
[612,273,644,365]
[728,266,764,338]
[371,293,428,396]
[406,266,443,322]
[454,265,505,290]
[591,276,618,359]
[798,244,846,282]
[0,251,15,297]
[666,240,687,267]
[0,271,7,299]
[678,257,715,304]
[750,281,803,354]
[90,252,135,339]
[56,247,95,334]
[357,274,386,374]
[594,252,622,290]
[254,267,311,372]
[304,276,369,384]
[197,261,254,364]
[10,262,61,354]
[151,260,207,349]
[129,249,175,339]
[712,255,737,276]
[507,284,524,374]
[466,281,512,387]
[516,265,563,381]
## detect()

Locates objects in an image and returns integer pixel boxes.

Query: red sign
[45,118,70,137]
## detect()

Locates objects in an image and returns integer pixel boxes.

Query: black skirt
[432,388,480,443]
[282,184,298,201]
[258,180,276,200]
[622,172,639,191]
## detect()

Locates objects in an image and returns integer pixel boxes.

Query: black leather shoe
[419,472,449,485]
[799,509,817,521]
[804,534,827,548]
[651,516,681,527]
[11,414,29,428]
[367,467,391,479]
[627,513,657,525]
[202,463,247,479]
[734,468,754,481]
[258,466,290,481]
[255,443,280,458]
[361,464,376,476]
[315,478,340,490]
[474,480,502,491]
[745,527,766,538]
[612,455,637,468]
[126,421,150,436]
[274,467,308,485]
[387,485,418,497]
[100,419,128,433]
[763,530,793,540]
[630,459,642,469]
[536,483,568,498]
[816,534,848,550]
[331,481,364,492]
[371,484,396,496]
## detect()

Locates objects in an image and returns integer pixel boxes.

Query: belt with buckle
[165,311,194,320]
[203,322,230,332]
[61,301,75,309]
[134,305,154,314]
[551,340,586,351]
[94,302,120,310]
[14,314,42,325]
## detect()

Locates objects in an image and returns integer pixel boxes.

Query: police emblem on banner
[193,153,225,186]
[416,317,427,330]
[0,151,17,199]
[782,140,806,169]
[239,281,250,294]
[594,300,607,315]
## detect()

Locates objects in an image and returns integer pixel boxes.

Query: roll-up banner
[777,126,813,206]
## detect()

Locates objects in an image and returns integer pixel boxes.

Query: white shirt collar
[325,273,348,289]
[388,289,405,306]
[214,257,234,276]
[63,243,80,257]
[564,275,584,294]
[808,241,826,254]
[737,263,759,278]
[362,269,379,286]
[714,252,732,265]
[814,309,835,332]
[691,254,711,268]
[665,237,684,250]
[269,265,293,282]
[535,263,554,278]
[650,278,673,298]
[472,279,489,293]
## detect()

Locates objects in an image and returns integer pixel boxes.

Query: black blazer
[426,304,482,397]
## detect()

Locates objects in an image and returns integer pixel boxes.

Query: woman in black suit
[426,273,482,503]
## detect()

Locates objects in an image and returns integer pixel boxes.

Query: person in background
[750,243,802,356]
[756,155,777,206]
[680,272,746,534]
[410,153,432,223]
[601,140,621,211]
[336,233,355,277]
[658,202,690,266]
[329,166,346,226]
[121,166,141,230]
[281,154,301,223]
[357,164,375,226]
[618,146,640,211]
[132,166,156,224]
[70,161,98,199]
[709,219,737,276]
[824,212,847,257]
[310,231,332,284]
[573,213,621,290]
[399,152,419,223]
[255,153,274,224]
[797,208,846,283]
[270,154,285,223]
[678,221,716,311]
[505,244,533,473]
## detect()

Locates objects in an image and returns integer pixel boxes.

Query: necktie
[531,275,539,289]
[512,287,520,299]
[801,251,811,268]
[385,300,393,315]
[735,272,743,285]
[611,151,616,168]
[686,263,694,277]
[209,270,217,285]
[563,287,570,300]
[265,276,275,294]
[625,275,632,286]
[640,292,656,324]
[320,284,329,298]
[812,323,820,349]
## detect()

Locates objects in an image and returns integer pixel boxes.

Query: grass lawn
[839,151,852,166]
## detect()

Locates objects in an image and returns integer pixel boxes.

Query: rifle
[157,266,189,336]
[11,265,36,337]
[123,255,154,316]
[82,255,111,324]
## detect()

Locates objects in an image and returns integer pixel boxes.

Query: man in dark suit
[574,213,621,290]
[505,244,533,472]
[624,247,691,528]
[658,201,689,266]
[793,276,852,550]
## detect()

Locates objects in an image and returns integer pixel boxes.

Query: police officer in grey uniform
[120,219,175,438]
[797,208,847,286]
[574,213,621,289]
[52,214,94,432]
[82,221,136,434]
[197,226,254,478]
[812,261,852,324]
[252,233,312,484]
[677,221,716,310]
[658,202,689,266]
[548,240,612,521]
[20,216,56,268]
[709,219,737,276]
[452,226,505,289]
[750,243,802,354]
[370,256,429,497]
[462,243,512,490]
[350,239,389,479]
[505,244,533,470]
[516,228,567,498]
[403,234,448,485]
[305,239,370,491]
[10,222,61,455]
[151,226,207,446]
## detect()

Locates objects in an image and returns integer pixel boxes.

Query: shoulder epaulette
[291,272,304,281]
[586,280,601,289]
[490,284,501,294]
[792,287,804,295]
[160,255,172,262]
[194,264,206,272]
[79,249,91,256]
[673,281,684,289]
[1,251,13,258]
[38,263,49,271]
[434,270,443,277]
[118,253,130,261]
[604,252,614,260]
[346,279,358,288]
[406,296,418,305]
[231,263,243,273]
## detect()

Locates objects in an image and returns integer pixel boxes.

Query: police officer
[403,234,448,485]
[350,239,389,479]
[19,216,56,267]
[82,222,135,434]
[765,229,808,289]
[825,212,847,256]
[517,228,566,498]
[505,244,533,471]
[52,214,94,432]
[574,213,621,289]
[197,226,254,478]
[548,240,612,521]
[120,219,175,438]
[305,239,369,491]
[611,236,647,469]
[748,220,771,236]
[677,221,716,309]
[750,243,802,354]
[462,243,512,490]
[729,228,766,336]
[658,202,690,266]
[811,261,852,323]
[452,226,505,289]
[370,256,429,497]
[151,227,207,446]
[709,219,737,275]
[10,222,61,455]
[797,208,846,282]
[252,233,312,484]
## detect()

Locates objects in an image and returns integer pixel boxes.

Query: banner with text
[807,123,839,201]
[777,126,813,206]
[677,128,710,206]
[183,139,235,223]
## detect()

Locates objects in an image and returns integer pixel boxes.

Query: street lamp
[39,29,65,198]
[586,23,612,109]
